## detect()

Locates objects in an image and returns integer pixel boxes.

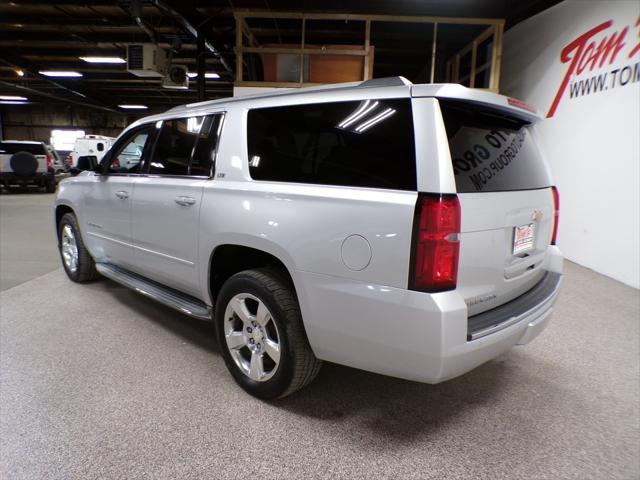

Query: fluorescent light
[0,100,28,105]
[80,56,126,64]
[187,72,220,79]
[338,100,379,129]
[39,71,83,77]
[0,95,27,101]
[355,108,396,133]
[118,104,148,109]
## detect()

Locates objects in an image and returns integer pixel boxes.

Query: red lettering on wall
[546,21,612,118]
[629,17,640,58]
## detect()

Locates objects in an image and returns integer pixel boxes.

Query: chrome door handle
[115,190,129,199]
[174,196,196,206]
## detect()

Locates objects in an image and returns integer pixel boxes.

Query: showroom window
[50,129,85,151]
[147,117,202,176]
[246,99,416,190]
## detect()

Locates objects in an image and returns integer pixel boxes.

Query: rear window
[247,99,416,191]
[0,142,46,155]
[439,100,551,193]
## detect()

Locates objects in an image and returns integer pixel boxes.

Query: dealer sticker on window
[513,223,536,254]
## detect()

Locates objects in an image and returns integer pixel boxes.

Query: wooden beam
[489,23,504,91]
[234,81,323,88]
[235,16,243,83]
[363,20,371,81]
[238,46,367,56]
[470,40,477,88]
[234,10,504,26]
[429,23,438,84]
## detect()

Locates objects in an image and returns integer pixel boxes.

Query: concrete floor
[0,192,58,291]
[1,199,639,479]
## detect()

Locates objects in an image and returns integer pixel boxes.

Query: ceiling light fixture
[79,56,126,64]
[15,69,24,77]
[187,72,220,79]
[0,100,29,105]
[39,71,83,77]
[118,104,148,109]
[0,95,27,101]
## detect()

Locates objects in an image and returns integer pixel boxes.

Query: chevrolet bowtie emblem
[531,210,543,221]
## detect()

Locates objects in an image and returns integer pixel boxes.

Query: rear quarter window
[247,99,417,191]
[439,100,551,193]
[0,143,46,155]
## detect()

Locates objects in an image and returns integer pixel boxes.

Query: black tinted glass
[148,117,202,176]
[439,100,551,193]
[190,114,222,176]
[0,142,45,155]
[247,99,416,190]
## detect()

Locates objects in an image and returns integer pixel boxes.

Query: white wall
[501,0,640,288]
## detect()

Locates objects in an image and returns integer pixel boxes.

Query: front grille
[467,271,562,341]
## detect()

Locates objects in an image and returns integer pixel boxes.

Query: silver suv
[54,78,563,399]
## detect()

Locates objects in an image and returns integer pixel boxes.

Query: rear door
[437,99,556,315]
[130,114,222,298]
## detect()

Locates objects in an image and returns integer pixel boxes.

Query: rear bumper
[1,172,54,186]
[298,246,563,384]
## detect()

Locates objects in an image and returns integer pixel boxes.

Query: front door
[82,124,157,269]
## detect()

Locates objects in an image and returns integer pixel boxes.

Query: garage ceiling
[0,0,561,115]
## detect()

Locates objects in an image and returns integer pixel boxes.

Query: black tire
[45,177,56,193]
[216,268,321,399]
[9,151,38,176]
[58,212,99,282]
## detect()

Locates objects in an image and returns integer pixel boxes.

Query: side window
[147,117,203,176]
[246,99,416,190]
[97,142,104,152]
[108,125,156,173]
[190,114,223,177]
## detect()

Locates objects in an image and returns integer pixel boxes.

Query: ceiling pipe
[130,0,157,44]
[0,80,122,114]
[150,0,234,77]
[0,53,120,113]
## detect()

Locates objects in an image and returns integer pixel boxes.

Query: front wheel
[58,212,98,282]
[216,269,321,399]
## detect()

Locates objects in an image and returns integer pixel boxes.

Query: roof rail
[358,76,412,88]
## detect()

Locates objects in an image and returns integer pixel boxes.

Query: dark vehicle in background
[0,140,57,193]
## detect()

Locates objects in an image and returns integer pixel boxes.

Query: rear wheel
[58,213,98,282]
[216,269,321,399]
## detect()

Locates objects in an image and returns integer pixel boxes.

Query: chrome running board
[96,263,212,321]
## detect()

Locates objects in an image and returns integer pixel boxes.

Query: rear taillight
[410,193,461,292]
[46,154,53,170]
[112,158,120,168]
[67,154,72,166]
[551,186,560,245]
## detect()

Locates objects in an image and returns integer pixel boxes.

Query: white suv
[54,78,563,399]
[1,140,56,192]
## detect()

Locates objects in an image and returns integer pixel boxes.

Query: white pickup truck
[54,77,563,399]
